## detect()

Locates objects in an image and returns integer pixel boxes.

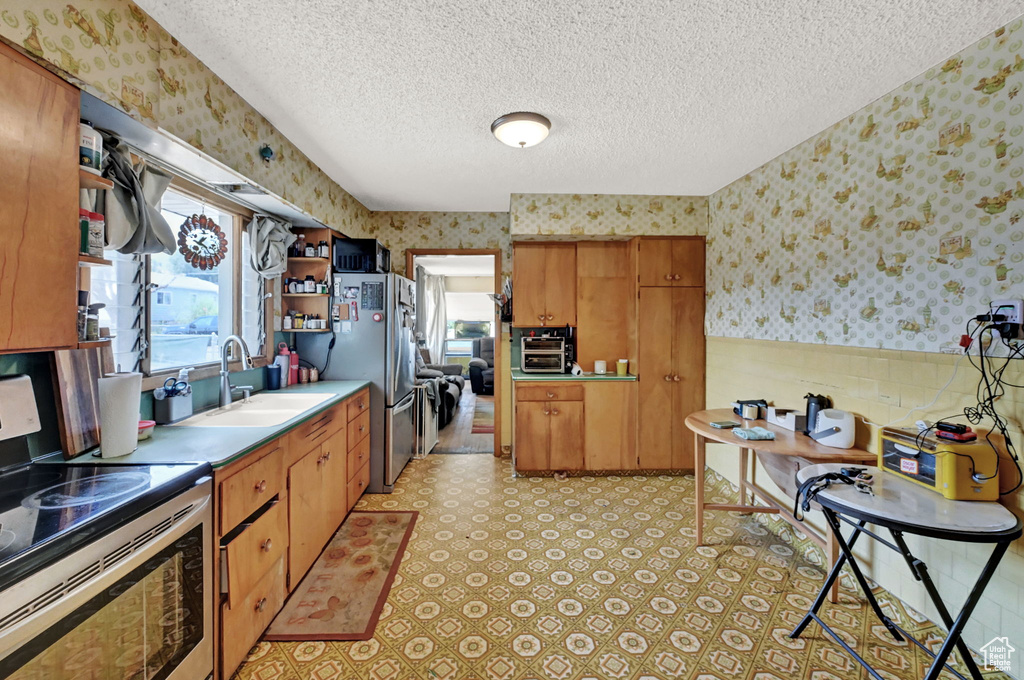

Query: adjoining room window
[90,177,269,379]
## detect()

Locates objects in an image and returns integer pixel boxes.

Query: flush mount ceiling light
[491,112,551,148]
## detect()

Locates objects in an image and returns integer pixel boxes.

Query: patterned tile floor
[234,454,1007,680]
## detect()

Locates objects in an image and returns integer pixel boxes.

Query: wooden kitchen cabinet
[0,43,80,353]
[576,241,637,370]
[514,384,584,471]
[288,443,344,582]
[638,237,705,288]
[638,287,705,469]
[583,382,637,470]
[512,243,576,326]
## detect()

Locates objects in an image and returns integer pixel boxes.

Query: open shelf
[78,254,112,267]
[286,257,330,264]
[79,168,113,190]
[284,328,330,333]
[282,293,329,298]
[77,338,113,349]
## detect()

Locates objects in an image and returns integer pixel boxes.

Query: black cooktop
[0,459,210,592]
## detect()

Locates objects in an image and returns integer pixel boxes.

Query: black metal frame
[789,500,1021,680]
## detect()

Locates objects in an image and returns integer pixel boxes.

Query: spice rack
[282,226,333,332]
[76,165,113,348]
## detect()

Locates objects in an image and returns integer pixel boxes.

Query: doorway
[407,250,501,456]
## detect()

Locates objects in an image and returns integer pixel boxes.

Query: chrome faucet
[219,334,255,408]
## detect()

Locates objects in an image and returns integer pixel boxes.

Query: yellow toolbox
[878,427,1002,501]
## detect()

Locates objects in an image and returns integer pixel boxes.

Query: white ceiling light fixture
[491,112,551,148]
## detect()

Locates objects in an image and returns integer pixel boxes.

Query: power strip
[990,299,1023,342]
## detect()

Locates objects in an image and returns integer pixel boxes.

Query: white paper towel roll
[98,372,142,458]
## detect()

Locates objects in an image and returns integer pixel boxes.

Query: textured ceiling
[138,1,1024,212]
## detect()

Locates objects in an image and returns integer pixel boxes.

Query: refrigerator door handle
[393,390,416,413]
[386,391,416,483]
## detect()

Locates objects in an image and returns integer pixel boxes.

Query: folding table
[792,463,1022,680]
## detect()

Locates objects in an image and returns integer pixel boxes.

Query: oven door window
[523,354,564,371]
[4,525,205,680]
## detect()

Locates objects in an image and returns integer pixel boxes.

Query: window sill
[141,356,269,392]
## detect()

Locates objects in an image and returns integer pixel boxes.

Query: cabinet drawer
[223,500,287,608]
[347,434,370,481]
[516,384,584,402]
[220,556,286,680]
[348,461,370,509]
[347,409,370,450]
[346,389,370,422]
[290,404,344,456]
[219,444,284,534]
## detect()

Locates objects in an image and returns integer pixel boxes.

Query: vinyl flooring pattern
[233,454,1008,680]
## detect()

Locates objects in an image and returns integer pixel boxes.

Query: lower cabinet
[215,389,371,680]
[513,381,634,473]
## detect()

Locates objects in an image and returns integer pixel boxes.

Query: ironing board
[791,463,1022,680]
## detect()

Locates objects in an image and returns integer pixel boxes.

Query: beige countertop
[511,368,637,382]
[64,381,370,469]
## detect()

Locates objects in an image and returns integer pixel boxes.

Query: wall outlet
[989,299,1023,342]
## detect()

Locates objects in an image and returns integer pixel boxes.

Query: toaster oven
[521,337,566,373]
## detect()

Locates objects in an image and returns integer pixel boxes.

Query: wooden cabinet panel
[584,382,636,471]
[346,389,370,421]
[347,434,370,481]
[670,287,706,469]
[543,244,576,326]
[547,401,584,471]
[220,557,286,680]
[347,409,370,450]
[672,239,705,287]
[514,400,551,471]
[348,461,370,510]
[516,384,584,402]
[223,500,287,608]
[576,242,635,370]
[289,404,343,461]
[0,43,79,352]
[219,443,284,534]
[512,244,548,326]
[287,447,329,585]
[320,428,349,528]
[638,288,676,469]
[638,238,677,287]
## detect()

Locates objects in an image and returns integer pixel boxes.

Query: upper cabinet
[512,243,576,327]
[0,44,80,352]
[638,237,705,287]
[575,241,636,369]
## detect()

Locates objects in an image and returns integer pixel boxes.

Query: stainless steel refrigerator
[297,273,417,493]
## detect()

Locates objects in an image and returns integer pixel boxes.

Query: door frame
[406,248,503,457]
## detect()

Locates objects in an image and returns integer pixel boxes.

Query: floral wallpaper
[0,0,370,235]
[706,19,1024,353]
[510,193,708,239]
[361,211,512,277]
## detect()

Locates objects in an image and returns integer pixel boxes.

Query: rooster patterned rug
[265,511,417,641]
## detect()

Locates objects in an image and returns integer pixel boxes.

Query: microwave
[334,237,390,273]
[521,336,567,373]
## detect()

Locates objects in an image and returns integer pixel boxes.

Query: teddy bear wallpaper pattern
[510,194,708,238]
[705,19,1024,353]
[0,1,370,236]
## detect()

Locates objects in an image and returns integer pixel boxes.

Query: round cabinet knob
[255,597,267,613]
[546,392,555,398]
[543,410,551,416]
[673,274,682,281]
[324,452,331,461]
[261,538,273,553]
[255,480,267,493]
[317,455,325,465]
[538,315,545,321]
[665,274,673,281]
[664,375,672,382]
[359,425,365,432]
[551,409,560,416]
[673,375,681,382]
[546,314,554,320]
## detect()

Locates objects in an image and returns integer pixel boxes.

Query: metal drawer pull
[551,409,560,416]
[323,451,331,461]
[260,538,273,553]
[543,409,550,415]
[664,274,673,281]
[673,375,681,382]
[317,455,325,465]
[673,274,681,281]
[546,314,554,320]
[255,597,267,613]
[255,480,267,493]
[546,392,555,398]
[664,375,672,381]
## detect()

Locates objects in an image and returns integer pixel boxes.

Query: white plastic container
[79,121,102,174]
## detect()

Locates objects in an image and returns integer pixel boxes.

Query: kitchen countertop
[64,381,370,469]
[511,368,637,382]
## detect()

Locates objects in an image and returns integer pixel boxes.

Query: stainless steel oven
[521,336,567,373]
[0,477,213,680]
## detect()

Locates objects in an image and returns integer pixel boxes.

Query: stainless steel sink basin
[170,392,336,428]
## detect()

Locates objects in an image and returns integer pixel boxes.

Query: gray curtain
[419,271,447,364]
[248,215,296,279]
[101,136,175,254]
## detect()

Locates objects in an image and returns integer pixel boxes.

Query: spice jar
[318,240,329,258]
[304,275,316,293]
[299,367,310,384]
[304,242,316,258]
[79,209,90,254]
[87,212,105,257]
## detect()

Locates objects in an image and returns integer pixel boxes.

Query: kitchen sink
[169,392,337,428]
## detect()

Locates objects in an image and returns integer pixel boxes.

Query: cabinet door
[320,428,349,530]
[583,382,636,470]
[514,400,550,471]
[671,238,705,287]
[287,447,328,585]
[637,288,675,469]
[512,244,548,326]
[543,244,576,326]
[638,238,676,287]
[576,242,634,369]
[548,400,584,470]
[0,43,79,352]
[670,288,705,469]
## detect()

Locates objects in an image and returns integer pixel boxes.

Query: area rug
[471,396,495,433]
[263,511,417,641]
